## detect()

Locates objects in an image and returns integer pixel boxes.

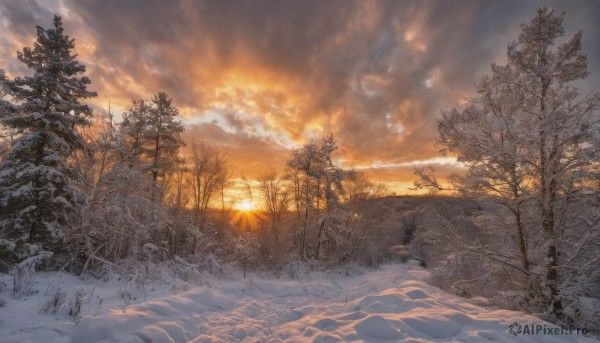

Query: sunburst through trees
[230,199,263,232]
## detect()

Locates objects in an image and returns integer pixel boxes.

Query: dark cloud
[0,0,55,36]
[1,0,599,192]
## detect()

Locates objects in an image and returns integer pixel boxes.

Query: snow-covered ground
[1,263,597,343]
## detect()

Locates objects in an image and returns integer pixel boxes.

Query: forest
[0,5,599,342]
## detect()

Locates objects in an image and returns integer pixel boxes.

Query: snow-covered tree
[318,134,345,212]
[0,73,15,162]
[117,98,151,168]
[503,7,599,319]
[438,72,531,270]
[286,134,352,260]
[416,7,600,324]
[116,93,184,183]
[287,140,321,257]
[0,16,97,265]
[145,92,184,183]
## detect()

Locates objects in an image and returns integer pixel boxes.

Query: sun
[235,199,255,211]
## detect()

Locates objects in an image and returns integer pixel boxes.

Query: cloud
[1,0,599,192]
[182,122,290,176]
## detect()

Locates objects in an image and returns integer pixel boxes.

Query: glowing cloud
[1,1,598,193]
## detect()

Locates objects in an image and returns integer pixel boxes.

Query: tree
[70,105,119,213]
[342,170,387,210]
[430,71,533,276]
[287,140,320,257]
[416,7,600,321]
[318,134,345,212]
[144,92,184,182]
[257,167,290,242]
[217,159,233,229]
[287,165,303,220]
[0,16,97,265]
[286,134,350,259]
[117,98,151,168]
[314,135,346,259]
[189,141,226,228]
[504,8,599,318]
[0,73,15,162]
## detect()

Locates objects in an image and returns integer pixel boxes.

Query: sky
[1,0,599,195]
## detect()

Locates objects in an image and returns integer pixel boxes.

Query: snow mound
[353,315,402,341]
[71,288,235,342]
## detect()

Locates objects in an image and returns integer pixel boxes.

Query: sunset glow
[235,199,255,212]
[0,1,598,194]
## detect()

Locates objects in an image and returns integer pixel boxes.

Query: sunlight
[235,199,255,211]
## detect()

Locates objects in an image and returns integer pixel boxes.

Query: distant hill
[361,195,479,219]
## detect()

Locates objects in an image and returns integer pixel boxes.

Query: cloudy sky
[1,0,599,194]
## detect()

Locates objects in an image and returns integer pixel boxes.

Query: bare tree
[218,159,233,229]
[257,167,290,242]
[342,170,388,209]
[286,166,303,221]
[189,141,226,228]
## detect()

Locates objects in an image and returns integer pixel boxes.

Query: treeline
[0,16,394,279]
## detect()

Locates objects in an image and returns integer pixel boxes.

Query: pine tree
[117,98,151,168]
[0,16,97,265]
[0,74,16,161]
[144,92,184,182]
[114,93,184,186]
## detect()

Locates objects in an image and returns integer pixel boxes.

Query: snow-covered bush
[40,288,66,314]
[118,269,148,306]
[68,287,88,317]
[570,297,600,334]
[12,252,52,299]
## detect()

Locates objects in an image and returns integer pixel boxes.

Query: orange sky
[1,0,599,196]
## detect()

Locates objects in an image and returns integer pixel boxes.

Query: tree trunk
[316,177,320,215]
[152,133,160,182]
[515,211,529,272]
[221,180,225,229]
[315,216,325,260]
[539,71,564,318]
[272,216,278,243]
[29,134,46,244]
[302,171,309,258]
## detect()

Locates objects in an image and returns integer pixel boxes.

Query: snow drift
[66,264,597,343]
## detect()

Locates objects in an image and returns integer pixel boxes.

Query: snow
[1,264,597,343]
